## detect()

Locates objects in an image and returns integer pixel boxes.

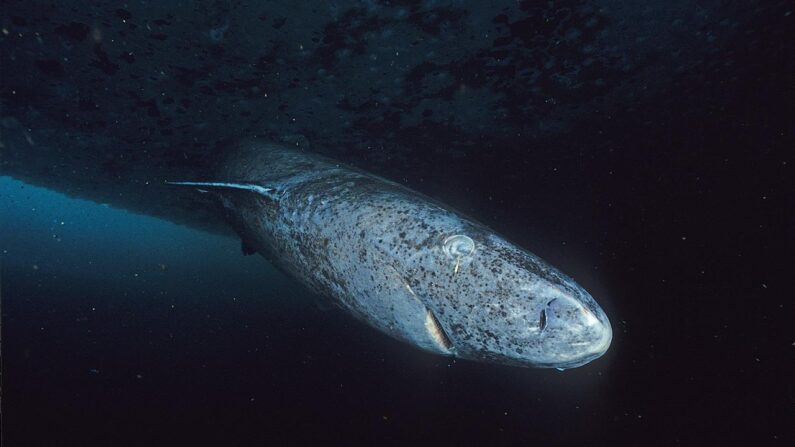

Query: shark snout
[542,295,612,369]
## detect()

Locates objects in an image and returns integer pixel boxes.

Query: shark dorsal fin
[166,181,280,200]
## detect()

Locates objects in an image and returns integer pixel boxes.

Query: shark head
[392,226,612,370]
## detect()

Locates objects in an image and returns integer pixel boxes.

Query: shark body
[172,143,612,369]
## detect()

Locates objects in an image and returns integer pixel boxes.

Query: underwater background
[1,0,792,445]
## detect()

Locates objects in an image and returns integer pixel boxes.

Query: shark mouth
[424,310,453,352]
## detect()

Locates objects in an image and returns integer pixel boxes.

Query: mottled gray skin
[191,143,612,369]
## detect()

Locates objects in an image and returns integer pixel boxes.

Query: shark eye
[443,234,475,258]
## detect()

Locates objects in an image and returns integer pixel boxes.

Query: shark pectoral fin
[165,181,280,200]
[424,309,453,352]
[376,266,454,356]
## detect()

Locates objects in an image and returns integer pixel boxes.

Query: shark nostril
[539,309,547,331]
[538,299,558,331]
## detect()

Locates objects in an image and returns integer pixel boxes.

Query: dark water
[1,0,793,445]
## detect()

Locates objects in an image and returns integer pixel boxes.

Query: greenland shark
[169,143,612,369]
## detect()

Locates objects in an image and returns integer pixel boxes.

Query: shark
[168,143,612,368]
